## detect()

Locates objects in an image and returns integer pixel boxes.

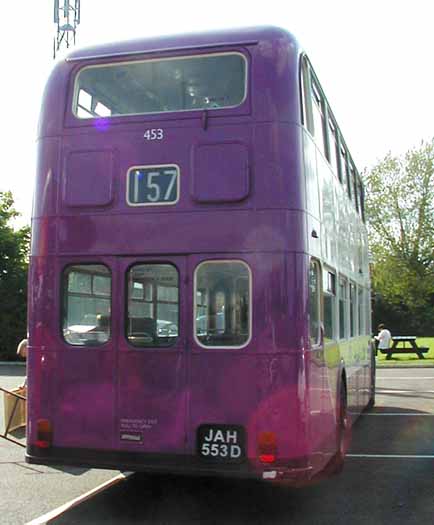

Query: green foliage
[0,191,30,360]
[364,139,434,334]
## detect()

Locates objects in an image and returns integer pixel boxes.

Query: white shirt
[376,329,392,349]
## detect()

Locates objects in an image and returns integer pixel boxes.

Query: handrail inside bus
[66,41,259,63]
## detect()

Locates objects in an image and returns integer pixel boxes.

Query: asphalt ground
[0,365,117,525]
[1,365,433,524]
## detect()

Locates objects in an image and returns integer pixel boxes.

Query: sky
[0,0,432,227]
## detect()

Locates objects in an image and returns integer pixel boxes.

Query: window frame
[300,54,314,134]
[308,258,322,348]
[61,263,112,347]
[193,260,252,350]
[72,51,249,120]
[358,285,365,336]
[327,116,340,177]
[338,276,349,341]
[126,262,180,349]
[359,178,366,223]
[340,147,352,200]
[350,163,359,212]
[349,281,357,338]
[310,80,328,158]
[323,267,337,342]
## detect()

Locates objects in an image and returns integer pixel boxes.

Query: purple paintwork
[26,26,372,484]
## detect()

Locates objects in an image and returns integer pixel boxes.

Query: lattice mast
[54,1,81,58]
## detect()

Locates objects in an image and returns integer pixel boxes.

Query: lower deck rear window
[63,264,111,346]
[127,264,179,347]
[194,261,251,348]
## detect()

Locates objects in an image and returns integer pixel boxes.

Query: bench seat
[380,347,429,354]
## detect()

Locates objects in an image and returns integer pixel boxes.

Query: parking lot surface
[1,365,433,524]
[0,365,117,525]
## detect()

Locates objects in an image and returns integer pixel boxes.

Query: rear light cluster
[258,431,277,464]
[36,419,53,449]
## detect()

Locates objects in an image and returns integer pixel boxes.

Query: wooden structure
[1,386,26,448]
[380,336,430,360]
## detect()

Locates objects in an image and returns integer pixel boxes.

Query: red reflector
[259,454,276,464]
[35,440,51,449]
[258,432,277,464]
[36,419,53,449]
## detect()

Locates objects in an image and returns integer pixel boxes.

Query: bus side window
[300,55,314,134]
[327,118,339,177]
[338,277,348,340]
[349,282,357,338]
[359,179,366,222]
[308,260,321,347]
[358,286,365,336]
[311,82,327,158]
[340,147,351,200]
[323,270,336,342]
[351,163,359,212]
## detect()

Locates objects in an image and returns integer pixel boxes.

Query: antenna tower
[54,1,81,59]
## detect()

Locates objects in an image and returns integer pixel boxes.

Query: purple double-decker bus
[26,26,374,484]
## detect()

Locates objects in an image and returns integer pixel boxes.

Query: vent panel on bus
[63,150,114,207]
[191,142,249,203]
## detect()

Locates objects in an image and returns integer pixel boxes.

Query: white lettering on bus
[144,129,164,141]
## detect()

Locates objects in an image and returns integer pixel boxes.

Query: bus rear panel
[27,27,373,484]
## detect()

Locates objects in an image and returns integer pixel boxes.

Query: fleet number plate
[197,424,245,462]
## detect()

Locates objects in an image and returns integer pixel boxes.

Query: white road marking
[376,389,434,394]
[377,377,434,380]
[360,413,434,416]
[26,471,134,525]
[347,454,434,459]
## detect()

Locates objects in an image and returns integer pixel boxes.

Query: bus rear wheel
[367,344,376,409]
[327,382,350,476]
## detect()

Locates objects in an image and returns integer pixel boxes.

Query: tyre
[367,343,376,409]
[325,381,350,476]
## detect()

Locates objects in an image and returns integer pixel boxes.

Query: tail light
[36,419,53,449]
[258,431,277,464]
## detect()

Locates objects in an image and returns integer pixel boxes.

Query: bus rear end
[27,28,318,483]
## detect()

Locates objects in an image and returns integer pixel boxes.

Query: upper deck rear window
[73,53,247,118]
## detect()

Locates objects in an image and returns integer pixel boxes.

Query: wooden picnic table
[381,336,430,360]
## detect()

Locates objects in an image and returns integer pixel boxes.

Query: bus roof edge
[65,40,259,62]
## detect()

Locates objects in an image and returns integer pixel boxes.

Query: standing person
[375,324,392,359]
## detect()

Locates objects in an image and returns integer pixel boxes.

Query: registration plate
[197,424,245,462]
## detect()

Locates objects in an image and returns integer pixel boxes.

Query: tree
[364,139,434,334]
[0,192,30,360]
